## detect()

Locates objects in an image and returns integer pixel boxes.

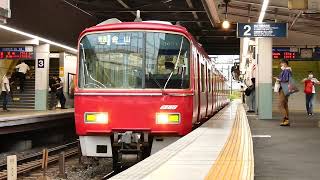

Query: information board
[272,47,297,59]
[0,47,34,59]
[272,52,297,59]
[237,23,288,38]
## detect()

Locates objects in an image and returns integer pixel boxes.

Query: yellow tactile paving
[205,105,254,180]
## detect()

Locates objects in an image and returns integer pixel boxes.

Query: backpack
[304,79,313,94]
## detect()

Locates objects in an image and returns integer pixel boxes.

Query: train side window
[201,63,205,92]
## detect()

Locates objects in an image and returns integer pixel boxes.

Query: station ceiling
[216,0,320,42]
[65,0,239,55]
[6,0,239,55]
[5,0,320,55]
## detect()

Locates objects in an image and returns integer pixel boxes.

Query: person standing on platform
[1,72,11,111]
[274,60,292,126]
[56,77,67,109]
[302,71,320,116]
[49,76,58,110]
[245,78,256,113]
[15,61,30,92]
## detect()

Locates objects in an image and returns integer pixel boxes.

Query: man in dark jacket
[56,77,67,109]
[49,76,58,110]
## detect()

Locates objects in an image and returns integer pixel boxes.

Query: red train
[74,20,229,168]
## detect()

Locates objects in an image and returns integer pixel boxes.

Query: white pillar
[35,44,50,110]
[257,38,273,119]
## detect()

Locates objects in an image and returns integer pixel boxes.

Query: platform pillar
[257,38,273,119]
[35,44,50,110]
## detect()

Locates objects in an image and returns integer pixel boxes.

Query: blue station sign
[237,23,288,38]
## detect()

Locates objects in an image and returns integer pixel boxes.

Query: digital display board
[272,51,297,59]
[0,47,34,59]
[272,47,297,59]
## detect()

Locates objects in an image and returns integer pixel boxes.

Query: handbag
[288,77,299,94]
[274,81,280,93]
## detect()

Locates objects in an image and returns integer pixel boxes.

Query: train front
[74,24,194,159]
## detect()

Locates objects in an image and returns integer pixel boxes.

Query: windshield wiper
[148,72,167,95]
[164,37,184,89]
[80,43,107,88]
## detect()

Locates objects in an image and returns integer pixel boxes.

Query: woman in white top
[1,72,11,111]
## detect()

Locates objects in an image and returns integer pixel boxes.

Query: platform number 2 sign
[243,25,252,36]
[37,59,44,68]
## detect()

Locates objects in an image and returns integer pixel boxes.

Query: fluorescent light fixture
[258,0,270,23]
[0,24,77,53]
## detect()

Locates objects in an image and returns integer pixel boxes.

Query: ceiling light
[258,0,270,23]
[222,0,231,29]
[0,24,77,53]
[222,20,230,29]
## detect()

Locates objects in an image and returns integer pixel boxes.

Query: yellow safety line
[205,105,254,180]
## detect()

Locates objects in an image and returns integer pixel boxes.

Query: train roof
[79,21,209,59]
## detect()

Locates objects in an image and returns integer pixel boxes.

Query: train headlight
[156,113,180,124]
[85,112,109,124]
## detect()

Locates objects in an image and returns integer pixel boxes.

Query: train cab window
[201,63,205,92]
[79,32,144,89]
[78,31,190,89]
[145,32,190,89]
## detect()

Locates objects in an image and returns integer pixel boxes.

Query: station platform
[110,101,254,180]
[249,111,320,180]
[0,108,74,134]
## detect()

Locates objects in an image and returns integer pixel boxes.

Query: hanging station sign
[237,23,288,38]
[0,47,34,59]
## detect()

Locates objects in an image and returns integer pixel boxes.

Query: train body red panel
[74,21,229,158]
[75,91,193,136]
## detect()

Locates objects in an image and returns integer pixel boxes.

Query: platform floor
[0,108,74,121]
[0,108,74,134]
[110,101,254,180]
[248,111,320,180]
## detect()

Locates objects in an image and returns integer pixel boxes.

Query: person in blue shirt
[274,60,292,126]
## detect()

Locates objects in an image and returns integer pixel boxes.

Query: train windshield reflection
[79,31,190,89]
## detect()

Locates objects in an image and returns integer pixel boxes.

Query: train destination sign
[237,23,288,38]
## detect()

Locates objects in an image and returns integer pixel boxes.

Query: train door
[196,53,201,122]
[219,77,222,107]
[207,67,213,116]
[211,69,215,114]
[199,56,207,120]
[192,50,199,124]
[205,61,209,117]
[217,75,221,110]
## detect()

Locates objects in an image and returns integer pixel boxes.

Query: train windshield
[79,31,190,89]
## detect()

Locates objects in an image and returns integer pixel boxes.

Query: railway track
[0,141,79,180]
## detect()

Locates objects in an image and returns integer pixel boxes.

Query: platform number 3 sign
[37,59,44,68]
